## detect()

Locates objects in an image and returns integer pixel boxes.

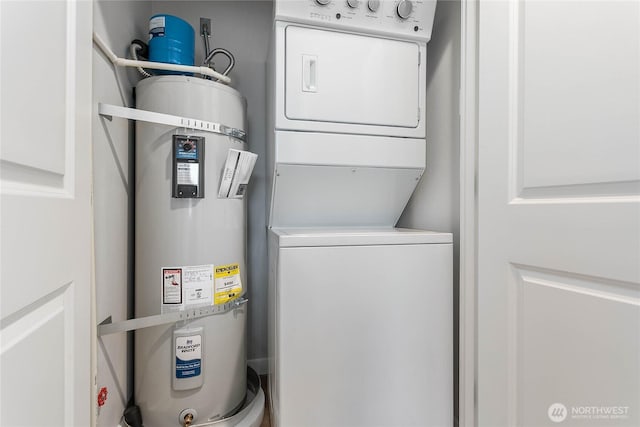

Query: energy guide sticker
[214,263,242,304]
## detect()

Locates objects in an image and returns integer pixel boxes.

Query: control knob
[368,0,380,12]
[396,0,413,19]
[316,0,330,5]
[347,0,360,8]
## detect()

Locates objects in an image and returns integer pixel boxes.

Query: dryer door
[284,25,422,130]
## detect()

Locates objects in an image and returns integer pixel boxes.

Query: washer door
[284,25,422,129]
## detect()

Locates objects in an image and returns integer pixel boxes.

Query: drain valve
[179,409,197,427]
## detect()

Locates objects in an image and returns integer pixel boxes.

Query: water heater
[134,75,248,426]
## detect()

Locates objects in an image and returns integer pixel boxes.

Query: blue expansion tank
[148,14,195,75]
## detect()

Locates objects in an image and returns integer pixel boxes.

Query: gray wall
[397,0,461,424]
[93,1,150,425]
[150,1,273,366]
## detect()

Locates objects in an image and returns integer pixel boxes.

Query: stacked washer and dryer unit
[267,1,452,426]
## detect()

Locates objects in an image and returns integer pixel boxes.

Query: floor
[259,375,271,427]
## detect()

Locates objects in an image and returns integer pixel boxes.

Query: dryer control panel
[274,0,437,41]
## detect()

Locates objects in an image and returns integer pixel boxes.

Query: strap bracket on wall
[98,103,246,142]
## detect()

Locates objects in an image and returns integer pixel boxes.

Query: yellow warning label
[214,263,242,305]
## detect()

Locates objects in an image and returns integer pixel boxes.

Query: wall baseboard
[248,357,268,376]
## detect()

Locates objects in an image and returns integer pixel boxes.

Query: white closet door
[1,1,93,425]
[476,1,640,426]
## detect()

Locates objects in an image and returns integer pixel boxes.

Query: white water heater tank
[134,76,248,427]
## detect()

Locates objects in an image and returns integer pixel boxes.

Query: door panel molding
[506,0,524,203]
[513,264,640,305]
[506,0,640,202]
[0,159,67,196]
[514,181,640,203]
[62,0,78,197]
[512,264,639,426]
[0,282,75,426]
[0,0,79,198]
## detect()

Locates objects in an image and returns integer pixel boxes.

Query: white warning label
[161,264,213,312]
[177,163,199,186]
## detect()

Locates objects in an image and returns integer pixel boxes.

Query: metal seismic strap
[98,103,247,142]
[97,297,248,336]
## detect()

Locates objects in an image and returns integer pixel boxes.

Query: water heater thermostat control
[172,135,205,198]
[274,0,437,41]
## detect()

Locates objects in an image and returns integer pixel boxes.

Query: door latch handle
[302,54,317,92]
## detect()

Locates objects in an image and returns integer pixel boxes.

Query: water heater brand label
[214,263,243,304]
[175,335,202,379]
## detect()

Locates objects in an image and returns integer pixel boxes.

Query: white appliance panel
[285,25,420,128]
[274,0,438,42]
[268,131,426,228]
[270,164,423,228]
[272,227,452,246]
[275,130,425,168]
[268,229,453,427]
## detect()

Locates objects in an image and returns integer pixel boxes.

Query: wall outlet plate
[200,17,211,37]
